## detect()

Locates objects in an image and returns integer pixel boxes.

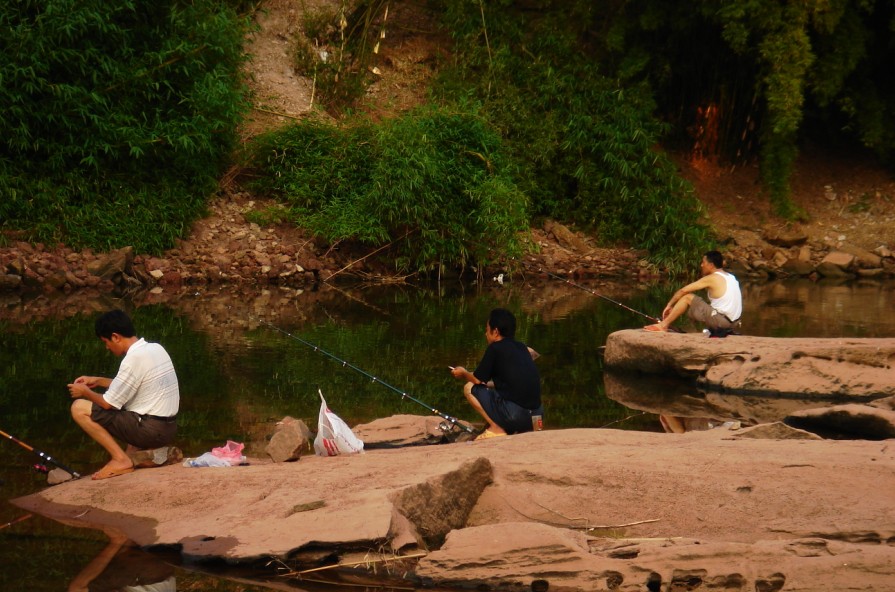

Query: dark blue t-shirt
[473,338,541,409]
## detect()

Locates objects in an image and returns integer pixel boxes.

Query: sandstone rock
[838,242,883,267]
[353,414,475,447]
[0,274,22,289]
[732,422,822,440]
[869,395,895,411]
[764,228,808,247]
[780,259,815,276]
[820,250,856,269]
[815,261,854,278]
[265,416,314,462]
[603,330,895,401]
[86,246,134,280]
[543,219,590,253]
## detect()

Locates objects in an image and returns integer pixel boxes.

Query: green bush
[434,1,710,273]
[0,0,250,253]
[248,106,530,273]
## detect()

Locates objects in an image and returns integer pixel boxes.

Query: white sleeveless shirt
[709,271,742,322]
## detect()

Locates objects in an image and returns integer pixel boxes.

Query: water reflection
[67,528,175,592]
[603,371,868,429]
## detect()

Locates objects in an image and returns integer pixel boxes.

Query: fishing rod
[0,513,33,531]
[253,318,476,435]
[533,266,662,325]
[0,429,82,479]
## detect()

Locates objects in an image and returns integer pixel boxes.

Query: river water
[1,277,893,591]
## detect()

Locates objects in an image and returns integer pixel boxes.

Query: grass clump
[248,106,530,274]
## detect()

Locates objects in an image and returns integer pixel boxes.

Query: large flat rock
[12,427,895,591]
[604,329,895,398]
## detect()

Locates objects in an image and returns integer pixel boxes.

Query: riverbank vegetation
[0,0,250,253]
[2,0,892,275]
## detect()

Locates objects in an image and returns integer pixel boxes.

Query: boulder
[265,417,314,462]
[603,330,895,399]
[763,228,808,247]
[780,259,815,276]
[86,246,135,280]
[838,242,883,268]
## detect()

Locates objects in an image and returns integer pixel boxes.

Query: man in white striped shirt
[68,310,180,480]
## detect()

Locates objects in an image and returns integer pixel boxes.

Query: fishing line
[0,429,82,479]
[532,266,662,324]
[253,318,476,435]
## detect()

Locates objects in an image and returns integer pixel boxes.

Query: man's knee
[71,398,92,419]
[463,382,475,398]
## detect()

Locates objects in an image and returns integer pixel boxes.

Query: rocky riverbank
[3,189,895,298]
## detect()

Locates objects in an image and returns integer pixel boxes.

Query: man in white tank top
[644,250,742,333]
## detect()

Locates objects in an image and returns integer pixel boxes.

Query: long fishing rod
[533,266,662,324]
[0,513,33,531]
[254,318,476,435]
[0,429,82,479]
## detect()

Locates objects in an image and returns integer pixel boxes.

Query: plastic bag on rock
[313,390,364,456]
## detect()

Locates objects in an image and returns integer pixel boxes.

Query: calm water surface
[2,277,893,591]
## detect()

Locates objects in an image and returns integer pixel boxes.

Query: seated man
[451,308,543,440]
[644,250,742,333]
[67,310,180,480]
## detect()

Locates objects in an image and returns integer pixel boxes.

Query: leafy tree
[0,0,250,252]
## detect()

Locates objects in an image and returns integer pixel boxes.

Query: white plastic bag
[313,390,364,456]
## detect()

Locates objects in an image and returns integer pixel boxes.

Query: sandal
[474,429,507,441]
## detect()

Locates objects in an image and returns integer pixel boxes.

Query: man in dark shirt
[451,308,543,440]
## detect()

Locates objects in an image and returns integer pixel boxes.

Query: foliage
[602,0,895,218]
[248,106,530,273]
[0,0,251,253]
[434,0,710,272]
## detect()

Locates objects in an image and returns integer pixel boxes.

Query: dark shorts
[91,403,177,450]
[687,297,741,330]
[471,385,543,434]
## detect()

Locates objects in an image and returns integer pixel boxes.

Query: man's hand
[67,382,92,400]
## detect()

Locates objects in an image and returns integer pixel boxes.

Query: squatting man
[450,308,544,441]
[67,309,180,480]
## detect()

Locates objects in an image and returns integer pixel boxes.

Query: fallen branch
[325,229,415,282]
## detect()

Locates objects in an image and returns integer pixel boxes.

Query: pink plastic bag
[211,440,245,464]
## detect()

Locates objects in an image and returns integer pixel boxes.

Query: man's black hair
[95,309,136,339]
[488,308,516,339]
[704,250,724,269]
